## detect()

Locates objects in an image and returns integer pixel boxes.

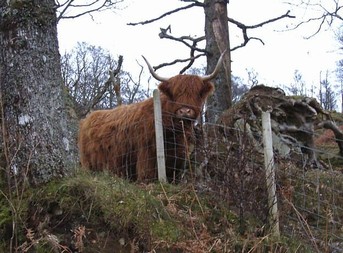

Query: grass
[0,169,334,252]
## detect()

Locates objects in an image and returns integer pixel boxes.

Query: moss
[0,197,12,244]
[26,172,186,249]
[329,111,343,123]
[325,156,343,167]
[26,172,242,251]
[1,2,55,35]
[0,199,11,227]
[151,219,181,242]
[0,185,32,251]
[2,169,333,252]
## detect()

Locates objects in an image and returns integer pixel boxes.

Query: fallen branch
[318,121,343,156]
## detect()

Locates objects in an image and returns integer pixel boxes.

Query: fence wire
[187,108,343,252]
[81,97,343,251]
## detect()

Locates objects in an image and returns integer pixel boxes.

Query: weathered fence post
[262,111,280,239]
[153,89,167,182]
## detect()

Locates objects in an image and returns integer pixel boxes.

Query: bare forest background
[1,0,343,185]
[60,1,343,119]
[1,0,343,252]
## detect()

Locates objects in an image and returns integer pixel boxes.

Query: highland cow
[78,52,224,182]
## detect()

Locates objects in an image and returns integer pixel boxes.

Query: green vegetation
[1,170,323,252]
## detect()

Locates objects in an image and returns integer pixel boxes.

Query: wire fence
[150,90,343,252]
[192,120,341,251]
[80,89,343,251]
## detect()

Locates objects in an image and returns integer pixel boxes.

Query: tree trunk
[204,0,232,123]
[0,0,78,186]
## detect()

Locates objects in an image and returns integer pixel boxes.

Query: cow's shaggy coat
[78,53,224,182]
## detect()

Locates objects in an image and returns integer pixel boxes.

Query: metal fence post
[262,111,280,239]
[153,89,167,182]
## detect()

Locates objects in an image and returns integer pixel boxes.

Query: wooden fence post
[153,89,167,182]
[262,111,280,239]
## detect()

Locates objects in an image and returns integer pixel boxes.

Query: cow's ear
[158,82,174,100]
[200,82,214,98]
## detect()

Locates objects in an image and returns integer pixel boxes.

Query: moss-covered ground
[0,170,322,252]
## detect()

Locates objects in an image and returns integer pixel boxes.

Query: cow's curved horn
[201,50,227,81]
[142,56,169,82]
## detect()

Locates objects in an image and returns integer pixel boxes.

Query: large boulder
[217,85,335,168]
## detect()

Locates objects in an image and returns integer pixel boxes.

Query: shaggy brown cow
[78,52,225,182]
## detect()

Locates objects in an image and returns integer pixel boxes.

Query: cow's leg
[136,149,156,181]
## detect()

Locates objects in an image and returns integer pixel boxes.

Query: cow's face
[158,75,214,120]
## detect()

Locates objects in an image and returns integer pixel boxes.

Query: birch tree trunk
[0,0,78,186]
[204,0,232,123]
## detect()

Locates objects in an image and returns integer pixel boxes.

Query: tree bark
[204,0,232,123]
[0,0,78,185]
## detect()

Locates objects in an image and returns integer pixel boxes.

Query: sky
[57,0,342,96]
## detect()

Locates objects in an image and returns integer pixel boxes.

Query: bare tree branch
[127,2,204,26]
[285,0,343,39]
[82,55,123,116]
[229,10,296,50]
[108,55,124,106]
[128,2,295,71]
[148,24,205,74]
[180,46,197,74]
[159,28,206,53]
[56,0,124,22]
[318,120,343,156]
[126,63,147,103]
[152,54,205,72]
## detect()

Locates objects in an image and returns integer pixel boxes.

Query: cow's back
[78,99,155,179]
